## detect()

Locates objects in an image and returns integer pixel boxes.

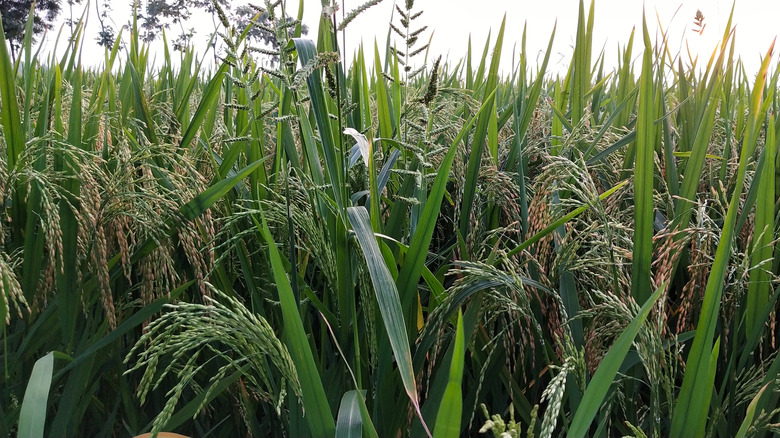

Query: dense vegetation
[2,0,780,437]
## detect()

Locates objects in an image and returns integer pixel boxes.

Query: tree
[132,0,229,44]
[133,0,306,61]
[95,0,117,49]
[0,0,62,59]
[63,0,85,33]
[233,4,308,63]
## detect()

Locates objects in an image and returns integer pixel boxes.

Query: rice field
[2,0,780,437]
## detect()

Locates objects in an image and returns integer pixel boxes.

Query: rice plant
[1,0,780,437]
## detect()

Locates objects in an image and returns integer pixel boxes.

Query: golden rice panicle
[139,245,179,305]
[651,228,686,294]
[177,221,210,299]
[35,176,64,297]
[0,154,6,246]
[139,255,156,306]
[677,227,714,334]
[75,161,117,328]
[202,208,216,268]
[93,222,117,329]
[110,214,134,282]
[0,249,29,324]
[526,181,554,273]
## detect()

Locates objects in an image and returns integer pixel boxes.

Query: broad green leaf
[507,23,556,172]
[336,390,365,438]
[631,14,656,303]
[570,0,594,126]
[344,128,381,229]
[20,3,36,137]
[348,206,431,437]
[18,352,55,438]
[116,158,268,274]
[178,158,268,222]
[746,112,777,339]
[293,38,346,214]
[0,11,24,169]
[128,62,159,144]
[433,311,465,438]
[180,63,228,150]
[374,40,394,140]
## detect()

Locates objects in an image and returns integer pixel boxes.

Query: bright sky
[44,0,779,77]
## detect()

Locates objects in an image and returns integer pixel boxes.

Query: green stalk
[746,111,777,340]
[631,15,655,303]
[670,40,775,438]
[0,11,25,170]
[348,206,431,437]
[432,311,465,438]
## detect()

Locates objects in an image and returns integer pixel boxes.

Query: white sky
[44,0,779,77]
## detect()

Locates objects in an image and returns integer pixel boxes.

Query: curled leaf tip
[344,127,371,166]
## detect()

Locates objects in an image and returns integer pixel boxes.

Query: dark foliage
[133,0,307,60]
[132,0,229,43]
[0,0,62,57]
[95,1,116,48]
[233,4,308,63]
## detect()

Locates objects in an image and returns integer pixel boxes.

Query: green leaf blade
[348,206,430,436]
[433,311,465,438]
[568,287,663,437]
[18,352,55,438]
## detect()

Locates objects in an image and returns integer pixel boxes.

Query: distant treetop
[0,0,63,58]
